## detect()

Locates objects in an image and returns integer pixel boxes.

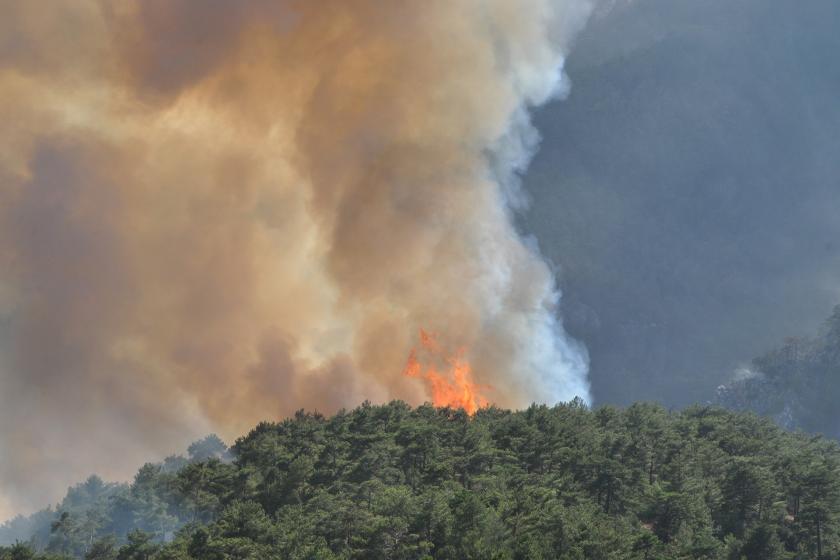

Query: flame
[403,329,491,414]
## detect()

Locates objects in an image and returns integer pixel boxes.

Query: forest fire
[402,330,491,414]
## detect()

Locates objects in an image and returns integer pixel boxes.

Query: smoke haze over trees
[717,306,840,440]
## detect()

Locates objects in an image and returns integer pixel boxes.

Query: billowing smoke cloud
[0,0,593,518]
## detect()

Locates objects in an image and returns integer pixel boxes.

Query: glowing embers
[403,329,491,414]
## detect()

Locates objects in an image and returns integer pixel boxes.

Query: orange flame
[402,329,490,415]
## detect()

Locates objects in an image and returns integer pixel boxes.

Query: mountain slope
[717,306,840,439]
[4,401,840,559]
[525,0,840,407]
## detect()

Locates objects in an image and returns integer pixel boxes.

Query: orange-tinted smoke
[0,0,596,520]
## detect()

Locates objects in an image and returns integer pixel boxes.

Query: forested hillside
[3,401,840,559]
[718,306,840,439]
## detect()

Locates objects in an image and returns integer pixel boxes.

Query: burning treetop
[402,329,491,414]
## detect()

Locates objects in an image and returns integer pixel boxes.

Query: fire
[402,329,491,414]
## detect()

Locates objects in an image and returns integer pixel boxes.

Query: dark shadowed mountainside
[717,306,840,439]
[525,0,840,407]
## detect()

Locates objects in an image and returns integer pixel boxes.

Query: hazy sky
[525,0,840,406]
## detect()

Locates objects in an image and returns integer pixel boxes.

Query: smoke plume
[0,0,593,518]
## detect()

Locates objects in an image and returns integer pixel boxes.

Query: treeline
[3,401,840,559]
[0,435,232,552]
[718,305,840,438]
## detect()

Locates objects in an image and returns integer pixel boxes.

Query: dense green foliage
[4,401,840,559]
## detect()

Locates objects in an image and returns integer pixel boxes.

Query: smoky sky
[524,0,840,407]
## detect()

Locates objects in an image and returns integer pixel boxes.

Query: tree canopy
[3,401,840,559]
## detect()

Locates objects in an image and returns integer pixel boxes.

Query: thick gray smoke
[524,0,840,406]
[0,1,599,519]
